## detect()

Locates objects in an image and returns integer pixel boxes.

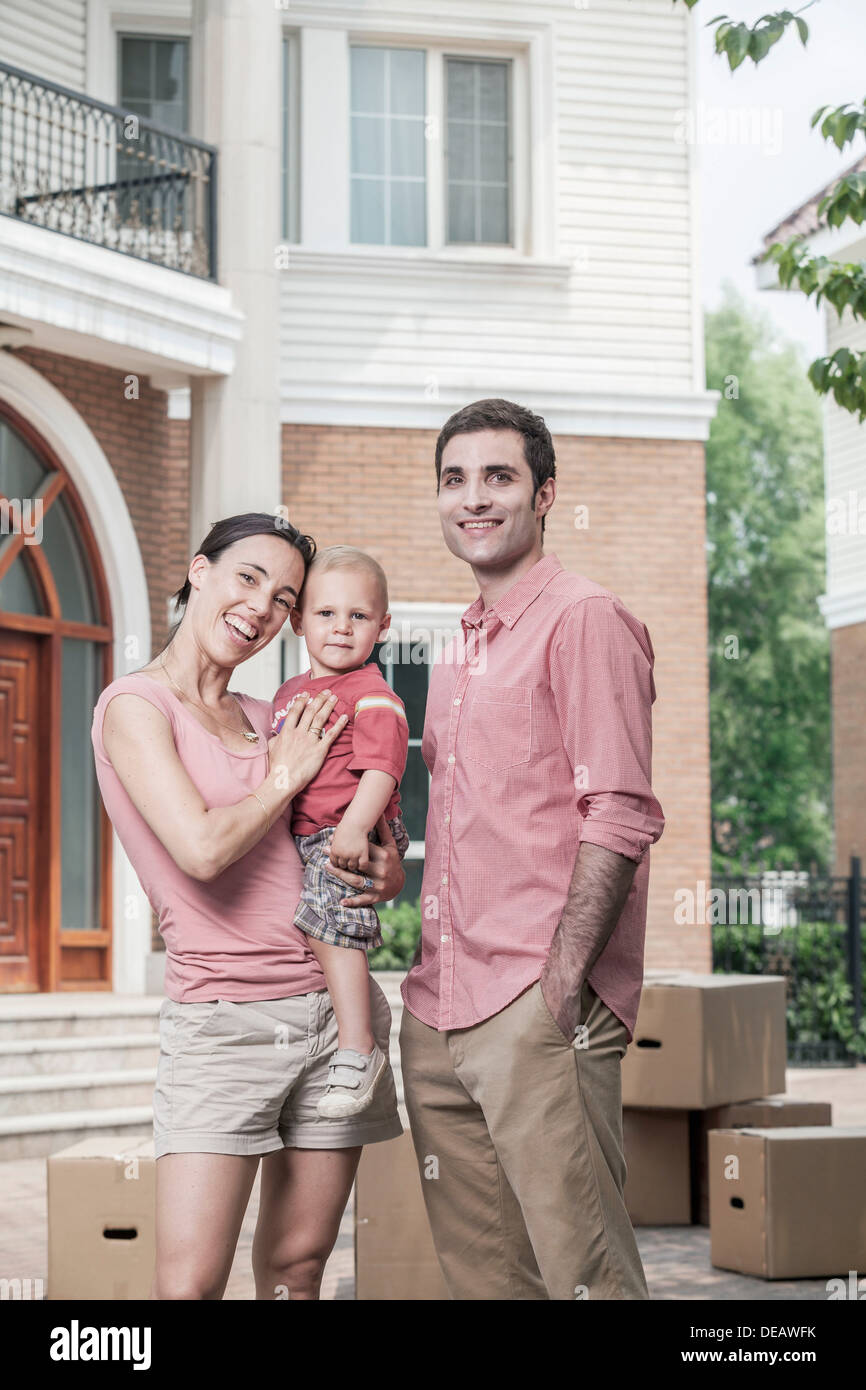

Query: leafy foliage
[369,896,421,971]
[705,289,830,875]
[705,9,810,70]
[670,2,866,419]
[713,916,866,1058]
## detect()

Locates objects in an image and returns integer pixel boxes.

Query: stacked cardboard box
[708,1125,866,1278]
[622,972,790,1227]
[620,970,866,1278]
[47,1138,156,1300]
[355,1129,449,1300]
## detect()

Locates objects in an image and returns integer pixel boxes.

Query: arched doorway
[0,402,113,991]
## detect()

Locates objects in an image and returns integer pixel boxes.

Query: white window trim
[282,32,301,244]
[291,20,555,263]
[281,599,467,862]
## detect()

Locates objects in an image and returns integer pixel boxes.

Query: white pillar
[189,0,283,698]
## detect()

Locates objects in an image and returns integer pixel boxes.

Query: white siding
[0,0,87,91]
[280,0,701,425]
[824,306,866,598]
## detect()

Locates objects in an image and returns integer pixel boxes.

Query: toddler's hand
[329,822,372,875]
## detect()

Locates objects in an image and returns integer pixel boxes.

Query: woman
[91,512,405,1300]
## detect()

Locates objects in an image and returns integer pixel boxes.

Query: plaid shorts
[293,814,411,950]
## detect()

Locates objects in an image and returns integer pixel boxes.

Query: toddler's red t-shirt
[271,662,409,836]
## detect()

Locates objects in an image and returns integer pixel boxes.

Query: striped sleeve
[348,690,409,786]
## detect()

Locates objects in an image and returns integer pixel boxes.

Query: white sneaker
[316,1044,387,1119]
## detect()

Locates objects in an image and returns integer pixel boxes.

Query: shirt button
[441,874,448,884]
[448,754,455,764]
[502,613,511,622]
[444,813,450,823]
[441,935,450,943]
[453,697,462,705]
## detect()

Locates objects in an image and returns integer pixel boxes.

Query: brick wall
[830,620,866,875]
[283,423,712,972]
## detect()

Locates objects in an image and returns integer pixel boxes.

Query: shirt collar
[461,553,564,632]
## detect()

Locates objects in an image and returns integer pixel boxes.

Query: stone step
[0,1069,157,1118]
[0,995,162,1041]
[0,1106,153,1161]
[0,1034,159,1077]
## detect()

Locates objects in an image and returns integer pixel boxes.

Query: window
[373,636,430,907]
[117,35,190,227]
[118,35,189,131]
[348,44,515,251]
[350,46,427,247]
[0,417,110,942]
[446,58,510,245]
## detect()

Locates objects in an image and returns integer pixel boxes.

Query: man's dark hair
[434,398,556,536]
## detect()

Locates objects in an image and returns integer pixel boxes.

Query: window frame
[344,39,525,255]
[282,31,301,244]
[289,23,539,261]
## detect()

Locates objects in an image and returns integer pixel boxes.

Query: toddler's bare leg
[306,936,375,1054]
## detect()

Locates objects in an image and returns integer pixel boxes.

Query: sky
[695,0,866,358]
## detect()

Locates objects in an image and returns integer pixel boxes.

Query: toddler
[271,546,410,1118]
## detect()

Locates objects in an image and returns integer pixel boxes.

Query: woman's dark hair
[163,512,316,649]
[434,397,556,537]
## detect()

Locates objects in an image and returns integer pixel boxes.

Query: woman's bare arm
[102,689,345,881]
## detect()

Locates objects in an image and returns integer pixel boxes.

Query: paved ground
[3,1058,862,1300]
[2,971,863,1300]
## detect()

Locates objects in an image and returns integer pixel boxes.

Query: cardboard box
[47,1138,155,1300]
[623,1109,692,1225]
[355,1131,449,1300]
[709,1126,866,1278]
[697,1096,832,1225]
[621,972,787,1109]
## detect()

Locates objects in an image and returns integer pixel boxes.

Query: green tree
[705,286,831,873]
[665,0,866,418]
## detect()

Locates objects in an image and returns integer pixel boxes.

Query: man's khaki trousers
[399,977,649,1300]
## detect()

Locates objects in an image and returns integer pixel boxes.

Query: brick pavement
[2,1059,862,1301]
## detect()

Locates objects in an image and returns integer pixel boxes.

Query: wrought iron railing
[712,857,865,1066]
[0,61,217,279]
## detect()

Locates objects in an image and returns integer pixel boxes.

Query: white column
[188,0,283,698]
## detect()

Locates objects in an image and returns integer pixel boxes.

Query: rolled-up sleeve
[550,596,665,862]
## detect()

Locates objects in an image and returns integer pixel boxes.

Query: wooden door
[0,630,43,991]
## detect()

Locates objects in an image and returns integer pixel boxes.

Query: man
[399,398,665,1300]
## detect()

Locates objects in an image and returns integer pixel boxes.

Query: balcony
[0,61,217,280]
[0,63,241,380]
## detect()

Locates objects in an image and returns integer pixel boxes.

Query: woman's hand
[329,815,405,907]
[267,690,347,794]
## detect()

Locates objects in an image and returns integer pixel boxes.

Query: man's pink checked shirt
[400,552,665,1042]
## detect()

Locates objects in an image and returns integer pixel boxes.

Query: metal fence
[712,856,864,1066]
[0,61,217,279]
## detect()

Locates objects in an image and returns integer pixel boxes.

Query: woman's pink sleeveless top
[91,674,324,1003]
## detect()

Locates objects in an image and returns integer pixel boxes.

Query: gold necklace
[159,653,260,744]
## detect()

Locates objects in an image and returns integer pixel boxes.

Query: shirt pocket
[465,684,532,772]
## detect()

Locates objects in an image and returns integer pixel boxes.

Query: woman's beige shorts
[152,976,403,1158]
